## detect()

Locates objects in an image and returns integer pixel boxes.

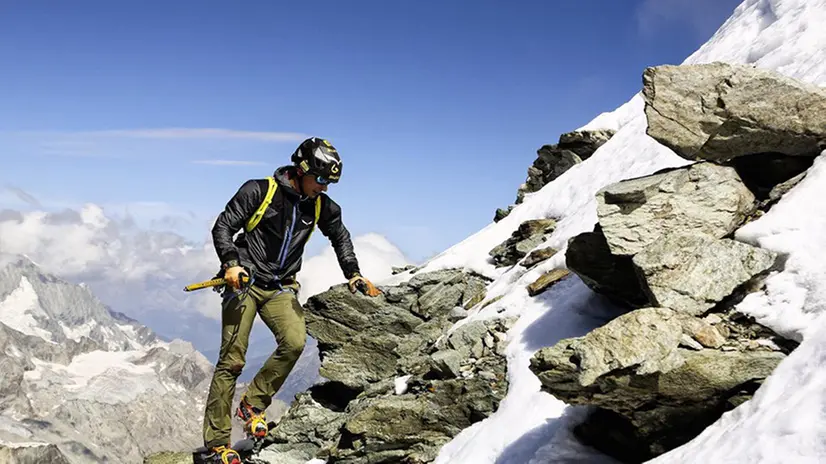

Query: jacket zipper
[277,202,299,271]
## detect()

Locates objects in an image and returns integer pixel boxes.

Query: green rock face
[261,269,510,463]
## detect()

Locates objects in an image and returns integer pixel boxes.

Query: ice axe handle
[182,273,250,292]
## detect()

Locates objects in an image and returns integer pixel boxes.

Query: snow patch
[0,418,34,440]
[23,350,168,404]
[61,320,98,342]
[0,440,51,448]
[0,276,55,342]
[4,344,23,359]
[394,375,412,395]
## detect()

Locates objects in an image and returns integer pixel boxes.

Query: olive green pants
[202,284,306,448]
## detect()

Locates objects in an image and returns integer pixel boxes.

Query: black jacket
[211,166,360,284]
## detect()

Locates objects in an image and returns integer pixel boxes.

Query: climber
[200,137,382,463]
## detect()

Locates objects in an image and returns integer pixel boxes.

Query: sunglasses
[315,175,332,185]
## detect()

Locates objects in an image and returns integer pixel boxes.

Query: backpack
[244,176,321,242]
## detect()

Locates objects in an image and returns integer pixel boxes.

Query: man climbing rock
[200,137,382,463]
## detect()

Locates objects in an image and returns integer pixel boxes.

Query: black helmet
[291,137,342,183]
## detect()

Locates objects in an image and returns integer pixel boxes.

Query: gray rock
[478,371,498,382]
[318,336,401,389]
[448,321,490,359]
[703,314,723,325]
[633,232,777,315]
[565,227,650,308]
[531,324,785,462]
[525,149,582,192]
[448,306,469,322]
[417,281,465,320]
[768,171,808,205]
[407,269,464,290]
[391,265,418,275]
[527,269,570,297]
[461,274,490,309]
[643,62,826,162]
[489,219,557,267]
[494,206,514,222]
[431,349,464,379]
[521,246,559,268]
[0,443,72,464]
[266,391,346,454]
[597,162,756,256]
[515,129,616,204]
[571,307,685,386]
[558,130,617,159]
[679,334,704,351]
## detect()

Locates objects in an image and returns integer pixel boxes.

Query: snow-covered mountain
[0,253,214,463]
[373,0,826,463]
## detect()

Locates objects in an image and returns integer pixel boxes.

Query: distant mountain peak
[0,253,214,462]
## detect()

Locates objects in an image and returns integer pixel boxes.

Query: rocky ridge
[495,129,615,221]
[526,62,822,463]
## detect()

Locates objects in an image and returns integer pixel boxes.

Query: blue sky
[0,0,743,262]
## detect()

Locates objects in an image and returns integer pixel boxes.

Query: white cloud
[0,205,217,317]
[191,160,267,166]
[296,233,411,303]
[1,206,191,274]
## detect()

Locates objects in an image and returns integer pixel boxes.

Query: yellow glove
[348,274,382,297]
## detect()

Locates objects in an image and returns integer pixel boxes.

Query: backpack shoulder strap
[245,177,277,233]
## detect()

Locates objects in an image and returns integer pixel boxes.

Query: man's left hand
[348,274,382,297]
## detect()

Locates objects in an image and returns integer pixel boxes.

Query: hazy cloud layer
[0,204,410,323]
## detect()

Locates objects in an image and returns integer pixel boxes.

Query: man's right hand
[224,266,247,290]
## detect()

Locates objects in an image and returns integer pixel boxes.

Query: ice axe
[183,272,251,292]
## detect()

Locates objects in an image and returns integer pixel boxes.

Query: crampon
[236,396,269,440]
[194,397,274,463]
[193,436,271,464]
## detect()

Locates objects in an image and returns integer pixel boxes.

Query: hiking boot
[199,445,241,464]
[236,395,268,439]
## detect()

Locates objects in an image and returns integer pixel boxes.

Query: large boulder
[596,162,757,257]
[633,232,777,315]
[643,62,826,162]
[262,269,510,463]
[529,306,789,462]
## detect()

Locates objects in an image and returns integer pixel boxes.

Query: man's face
[301,173,329,198]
